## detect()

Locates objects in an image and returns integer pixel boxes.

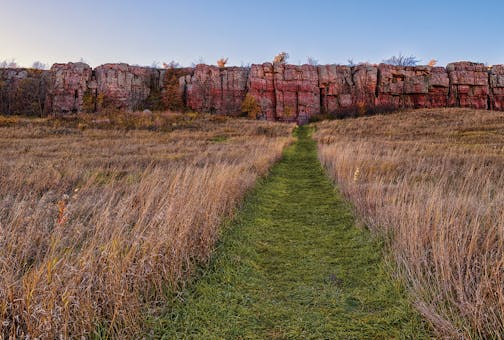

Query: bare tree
[307,57,318,65]
[31,61,47,70]
[0,59,18,68]
[383,53,420,66]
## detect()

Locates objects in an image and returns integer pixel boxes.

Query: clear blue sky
[1,0,503,68]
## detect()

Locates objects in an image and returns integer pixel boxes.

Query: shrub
[162,68,185,112]
[273,52,289,64]
[383,54,419,66]
[241,94,261,119]
[217,58,228,68]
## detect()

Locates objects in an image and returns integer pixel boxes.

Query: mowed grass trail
[155,126,429,339]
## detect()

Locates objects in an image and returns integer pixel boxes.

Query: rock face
[183,64,249,114]
[94,64,159,111]
[447,62,489,109]
[490,65,504,110]
[376,65,449,110]
[248,63,276,120]
[47,63,92,113]
[2,60,503,119]
[318,64,377,115]
[0,68,50,115]
[273,64,319,121]
[248,63,320,121]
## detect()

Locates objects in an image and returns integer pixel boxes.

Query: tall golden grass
[0,114,294,338]
[315,108,504,338]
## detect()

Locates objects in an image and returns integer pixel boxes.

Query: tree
[162,67,185,111]
[31,61,47,70]
[273,52,289,64]
[0,59,18,68]
[383,54,420,66]
[241,94,261,119]
[307,57,318,65]
[162,61,181,69]
[217,57,228,68]
[428,59,438,67]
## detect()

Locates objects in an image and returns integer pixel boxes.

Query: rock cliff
[1,60,504,121]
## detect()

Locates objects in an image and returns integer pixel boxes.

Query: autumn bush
[241,94,261,119]
[0,114,294,338]
[315,108,504,338]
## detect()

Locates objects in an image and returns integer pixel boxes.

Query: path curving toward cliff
[154,126,429,339]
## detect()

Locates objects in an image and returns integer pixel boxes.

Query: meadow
[315,108,504,338]
[0,112,294,338]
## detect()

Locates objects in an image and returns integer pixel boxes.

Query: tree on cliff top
[0,59,18,68]
[217,58,228,68]
[383,54,419,66]
[31,61,47,70]
[273,52,289,64]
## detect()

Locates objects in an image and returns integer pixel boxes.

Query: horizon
[2,0,504,68]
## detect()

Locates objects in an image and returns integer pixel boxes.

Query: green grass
[153,126,430,339]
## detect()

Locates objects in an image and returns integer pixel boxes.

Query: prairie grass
[315,108,504,338]
[0,113,294,338]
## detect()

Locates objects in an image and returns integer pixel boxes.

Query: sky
[1,0,504,68]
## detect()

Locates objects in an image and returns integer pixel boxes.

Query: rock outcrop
[318,64,377,114]
[273,63,319,121]
[94,64,160,111]
[490,65,504,110]
[183,64,249,114]
[247,63,276,120]
[2,59,504,120]
[376,65,449,110]
[447,62,489,109]
[47,62,92,113]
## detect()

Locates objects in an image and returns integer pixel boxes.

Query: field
[0,113,294,338]
[315,108,504,338]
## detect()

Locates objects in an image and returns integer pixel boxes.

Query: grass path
[155,127,429,339]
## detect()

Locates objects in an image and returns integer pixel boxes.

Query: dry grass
[315,108,504,338]
[0,113,294,338]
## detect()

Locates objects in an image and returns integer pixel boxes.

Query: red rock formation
[428,67,450,108]
[248,63,276,120]
[318,64,377,115]
[248,63,319,121]
[490,65,504,110]
[376,64,449,110]
[1,60,501,119]
[47,62,92,113]
[447,62,489,109]
[183,64,249,115]
[94,64,158,111]
[273,64,319,121]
